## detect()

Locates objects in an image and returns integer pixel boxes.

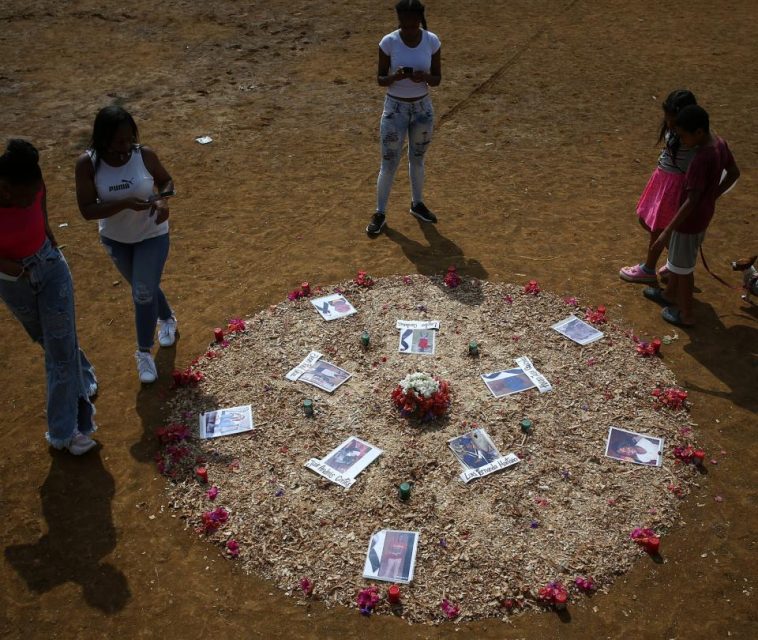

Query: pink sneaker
[619,264,657,283]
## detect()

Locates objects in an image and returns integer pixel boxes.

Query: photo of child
[604,426,663,467]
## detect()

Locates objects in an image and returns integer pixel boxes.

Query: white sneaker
[157,316,177,347]
[67,430,97,455]
[135,350,158,383]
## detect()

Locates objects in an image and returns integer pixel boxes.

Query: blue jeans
[101,233,173,351]
[0,240,97,448]
[376,95,434,213]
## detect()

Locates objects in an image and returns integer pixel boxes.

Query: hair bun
[5,139,40,164]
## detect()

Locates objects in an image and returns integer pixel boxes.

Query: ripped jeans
[0,240,97,448]
[101,233,173,351]
[376,94,434,213]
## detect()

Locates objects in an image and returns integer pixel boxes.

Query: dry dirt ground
[1,1,756,638]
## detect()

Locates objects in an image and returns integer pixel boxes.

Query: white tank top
[90,146,168,243]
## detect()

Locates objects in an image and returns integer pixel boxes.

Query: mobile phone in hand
[147,190,176,203]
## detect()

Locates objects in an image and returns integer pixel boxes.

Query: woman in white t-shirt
[75,106,176,384]
[366,0,442,235]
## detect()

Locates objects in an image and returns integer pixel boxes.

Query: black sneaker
[410,201,437,223]
[366,212,386,235]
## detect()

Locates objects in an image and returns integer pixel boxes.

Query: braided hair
[395,0,427,30]
[658,89,697,165]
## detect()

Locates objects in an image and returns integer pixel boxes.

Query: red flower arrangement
[155,443,193,478]
[636,338,662,357]
[353,270,374,288]
[673,444,706,465]
[440,598,460,619]
[538,582,569,608]
[155,423,190,444]
[443,265,461,288]
[585,305,607,324]
[227,317,246,333]
[391,372,451,422]
[652,386,688,411]
[630,527,660,554]
[200,507,229,534]
[171,366,204,388]
[523,280,541,295]
[288,281,311,300]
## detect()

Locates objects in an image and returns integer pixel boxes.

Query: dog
[731,255,758,303]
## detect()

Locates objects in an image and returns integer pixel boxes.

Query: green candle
[520,418,533,433]
[398,482,412,501]
[361,331,370,347]
[468,340,479,356]
[303,399,314,417]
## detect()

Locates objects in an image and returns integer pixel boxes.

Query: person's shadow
[131,343,177,463]
[674,300,758,412]
[5,448,130,613]
[384,221,489,305]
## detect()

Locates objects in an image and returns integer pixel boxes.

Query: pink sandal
[658,264,670,277]
[619,264,658,283]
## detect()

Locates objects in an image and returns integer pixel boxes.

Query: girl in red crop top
[0,139,98,455]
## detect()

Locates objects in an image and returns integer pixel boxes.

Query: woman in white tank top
[75,106,177,384]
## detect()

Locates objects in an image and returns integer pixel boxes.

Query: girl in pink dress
[619,90,697,283]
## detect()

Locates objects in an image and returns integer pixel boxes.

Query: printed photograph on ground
[199,405,254,439]
[481,368,536,397]
[363,529,419,584]
[551,315,605,345]
[311,293,357,321]
[604,426,664,467]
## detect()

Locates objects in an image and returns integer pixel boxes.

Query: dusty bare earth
[0,1,756,639]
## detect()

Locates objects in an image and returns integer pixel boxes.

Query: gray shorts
[666,230,706,275]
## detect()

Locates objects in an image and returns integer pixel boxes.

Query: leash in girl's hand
[698,247,744,291]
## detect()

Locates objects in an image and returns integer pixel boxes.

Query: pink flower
[443,265,461,288]
[227,317,246,333]
[440,598,460,619]
[585,305,607,325]
[503,294,513,304]
[356,586,380,615]
[523,280,540,295]
[200,507,229,534]
[206,486,219,500]
[402,275,413,285]
[574,576,596,592]
[354,270,375,288]
[226,539,240,557]
[563,296,579,306]
[299,577,314,596]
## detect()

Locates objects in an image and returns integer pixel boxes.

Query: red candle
[644,536,660,554]
[196,466,208,483]
[554,590,568,610]
[387,585,401,604]
[301,281,311,295]
[214,327,224,343]
[692,450,706,465]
